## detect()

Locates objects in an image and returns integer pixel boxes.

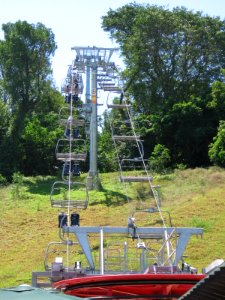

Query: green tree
[0,99,10,141]
[0,21,63,177]
[21,113,62,175]
[150,144,171,173]
[102,5,225,167]
[209,121,225,167]
[98,130,117,172]
[102,5,225,112]
[0,21,57,118]
[209,69,225,121]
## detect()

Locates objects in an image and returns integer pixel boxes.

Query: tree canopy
[0,21,64,178]
[102,4,225,167]
[0,21,57,117]
[102,5,225,112]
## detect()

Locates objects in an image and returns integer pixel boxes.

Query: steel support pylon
[71,46,119,189]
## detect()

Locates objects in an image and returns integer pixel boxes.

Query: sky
[1,0,225,91]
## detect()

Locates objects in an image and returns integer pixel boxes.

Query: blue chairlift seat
[62,162,80,180]
[73,128,80,139]
[72,163,80,176]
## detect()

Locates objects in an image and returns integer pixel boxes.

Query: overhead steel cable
[106,85,174,265]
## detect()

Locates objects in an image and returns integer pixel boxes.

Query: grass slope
[0,167,225,288]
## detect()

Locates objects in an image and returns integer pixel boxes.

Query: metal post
[124,242,127,273]
[87,66,98,189]
[71,46,119,190]
[85,65,91,105]
[86,64,94,190]
[100,228,104,275]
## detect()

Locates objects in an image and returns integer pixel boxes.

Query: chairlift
[107,103,131,109]
[119,157,152,182]
[120,175,153,182]
[55,139,87,161]
[72,163,80,176]
[113,135,141,141]
[62,162,81,180]
[61,77,71,94]
[72,94,79,101]
[62,69,84,95]
[63,161,70,176]
[44,241,80,271]
[64,94,72,103]
[120,158,149,170]
[103,86,122,92]
[59,107,85,127]
[64,128,81,139]
[111,119,134,137]
[50,181,89,209]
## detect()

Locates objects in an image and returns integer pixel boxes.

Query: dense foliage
[0,21,64,179]
[209,121,225,167]
[102,4,225,168]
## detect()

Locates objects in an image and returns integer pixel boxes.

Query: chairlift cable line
[125,99,166,226]
[107,82,173,264]
[106,91,131,209]
[65,69,74,271]
[125,95,173,264]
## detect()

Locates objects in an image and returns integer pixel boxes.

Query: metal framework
[62,225,203,272]
[71,46,119,189]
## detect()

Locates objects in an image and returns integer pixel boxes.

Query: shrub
[11,172,24,199]
[209,121,225,167]
[150,144,171,174]
[0,174,7,186]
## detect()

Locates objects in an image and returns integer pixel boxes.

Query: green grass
[0,167,225,288]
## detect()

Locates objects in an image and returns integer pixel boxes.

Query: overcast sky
[1,0,225,89]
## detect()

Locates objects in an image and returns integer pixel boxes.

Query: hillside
[0,167,225,288]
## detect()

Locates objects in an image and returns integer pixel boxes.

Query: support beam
[76,233,95,270]
[63,226,203,268]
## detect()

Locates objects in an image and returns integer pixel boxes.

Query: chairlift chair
[50,181,88,209]
[107,103,131,109]
[59,107,85,127]
[119,158,152,182]
[55,139,87,161]
[103,86,122,92]
[44,241,80,271]
[62,162,81,181]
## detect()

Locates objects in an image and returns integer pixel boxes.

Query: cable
[106,92,131,209]
[125,97,174,264]
[106,85,174,265]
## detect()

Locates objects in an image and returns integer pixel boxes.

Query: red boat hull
[54,273,205,299]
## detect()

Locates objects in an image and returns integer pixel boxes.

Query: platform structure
[32,223,203,287]
[62,225,203,271]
